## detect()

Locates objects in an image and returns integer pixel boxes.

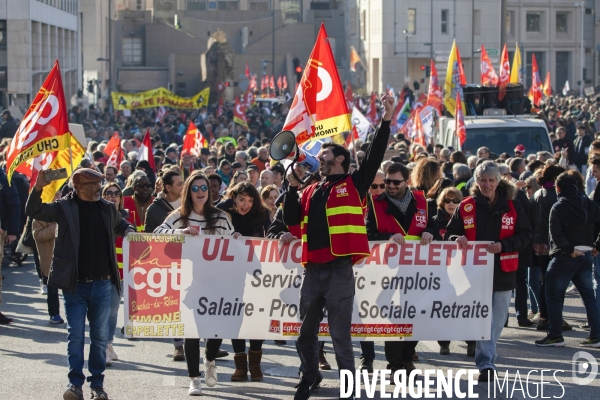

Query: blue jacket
[0,169,21,235]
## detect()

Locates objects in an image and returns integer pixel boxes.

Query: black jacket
[573,134,592,169]
[0,116,17,139]
[531,186,558,246]
[515,188,533,268]
[266,207,289,239]
[144,195,176,233]
[26,189,132,293]
[445,180,533,292]
[549,186,600,256]
[366,191,437,240]
[0,169,22,236]
[432,207,452,241]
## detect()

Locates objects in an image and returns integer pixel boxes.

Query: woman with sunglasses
[369,170,386,198]
[217,182,270,383]
[155,171,235,396]
[123,175,154,232]
[101,182,129,366]
[432,187,477,357]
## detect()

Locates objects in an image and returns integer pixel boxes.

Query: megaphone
[269,130,296,161]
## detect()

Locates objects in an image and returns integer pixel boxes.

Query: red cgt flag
[269,75,275,90]
[106,146,124,169]
[366,92,377,124]
[426,60,443,115]
[480,45,499,86]
[233,96,249,130]
[103,132,121,158]
[245,61,250,78]
[412,109,427,147]
[498,44,510,101]
[6,60,71,182]
[137,128,156,171]
[530,54,543,107]
[282,75,288,90]
[277,76,282,90]
[455,91,467,147]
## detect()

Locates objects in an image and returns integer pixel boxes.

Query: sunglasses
[104,191,121,197]
[135,184,153,189]
[371,183,385,190]
[384,178,405,186]
[191,185,209,193]
[443,198,461,204]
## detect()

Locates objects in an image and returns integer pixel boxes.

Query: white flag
[351,106,371,142]
[562,80,570,96]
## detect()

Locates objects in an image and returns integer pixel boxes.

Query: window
[407,8,416,34]
[360,10,366,40]
[0,21,6,50]
[122,37,143,66]
[555,51,570,92]
[506,11,514,35]
[187,1,207,11]
[249,0,269,11]
[218,1,238,10]
[441,9,449,34]
[281,1,300,24]
[556,12,568,33]
[526,12,541,32]
[349,6,356,36]
[585,8,593,15]
[473,10,481,36]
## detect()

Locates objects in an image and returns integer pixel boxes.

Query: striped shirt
[154,210,234,236]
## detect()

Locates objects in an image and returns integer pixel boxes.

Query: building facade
[0,0,81,115]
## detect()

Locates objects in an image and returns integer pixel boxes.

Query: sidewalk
[0,261,598,399]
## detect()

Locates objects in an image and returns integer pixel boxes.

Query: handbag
[21,218,36,248]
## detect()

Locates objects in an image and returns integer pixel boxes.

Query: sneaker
[478,368,494,383]
[536,319,549,331]
[466,342,476,357]
[357,356,373,373]
[518,319,534,327]
[188,377,202,396]
[107,343,118,361]
[205,359,218,387]
[50,315,64,324]
[63,385,84,400]
[90,387,108,400]
[294,374,322,400]
[439,345,450,355]
[579,337,600,348]
[562,319,573,331]
[527,310,535,320]
[532,313,541,324]
[535,334,566,347]
[105,353,112,367]
[41,284,48,295]
[566,285,579,294]
[0,312,13,325]
[319,349,331,371]
[173,345,185,361]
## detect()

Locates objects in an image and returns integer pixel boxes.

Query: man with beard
[365,162,436,376]
[251,147,270,173]
[237,136,249,151]
[123,175,154,232]
[26,168,133,400]
[284,94,394,400]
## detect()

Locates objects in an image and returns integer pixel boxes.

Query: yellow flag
[41,133,86,202]
[510,44,522,84]
[444,40,466,117]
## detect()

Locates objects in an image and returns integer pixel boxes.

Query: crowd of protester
[1,91,600,399]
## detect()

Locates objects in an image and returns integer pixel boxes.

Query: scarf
[386,189,412,214]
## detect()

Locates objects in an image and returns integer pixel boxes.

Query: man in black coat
[0,168,21,325]
[573,124,592,173]
[446,161,532,383]
[0,110,18,139]
[26,168,133,400]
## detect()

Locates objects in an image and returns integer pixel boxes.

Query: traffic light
[425,65,431,77]
[293,57,303,83]
[225,81,230,87]
[87,80,94,94]
[413,80,421,91]
[420,65,425,71]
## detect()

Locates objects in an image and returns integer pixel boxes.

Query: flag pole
[350,126,359,169]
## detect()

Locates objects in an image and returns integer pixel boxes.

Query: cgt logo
[463,216,474,228]
[502,215,514,228]
[463,203,473,213]
[269,319,281,333]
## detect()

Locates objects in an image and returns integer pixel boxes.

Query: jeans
[546,253,600,338]
[528,267,541,314]
[63,280,113,388]
[43,276,60,317]
[107,284,121,343]
[297,259,355,382]
[593,253,600,309]
[515,267,530,321]
[360,341,375,360]
[475,290,512,371]
[537,255,551,319]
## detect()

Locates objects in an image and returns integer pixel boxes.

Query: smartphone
[45,168,68,182]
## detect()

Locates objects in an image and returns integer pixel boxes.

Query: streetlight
[576,3,585,96]
[403,30,412,84]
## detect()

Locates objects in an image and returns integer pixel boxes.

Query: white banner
[123,234,494,341]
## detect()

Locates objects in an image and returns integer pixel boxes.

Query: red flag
[530,54,543,107]
[426,60,443,114]
[345,82,354,110]
[261,75,267,91]
[480,45,499,86]
[6,60,71,182]
[103,132,121,157]
[245,61,250,78]
[344,125,360,148]
[155,106,167,123]
[282,75,288,89]
[543,71,552,98]
[182,121,207,156]
[498,44,511,101]
[269,75,275,90]
[277,76,282,90]
[366,93,377,124]
[412,109,427,147]
[137,128,156,171]
[233,96,249,130]
[106,146,123,168]
[216,97,223,117]
[455,91,467,147]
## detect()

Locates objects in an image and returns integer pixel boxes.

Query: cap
[514,144,526,153]
[577,122,585,128]
[1,110,10,116]
[247,164,259,172]
[72,168,104,185]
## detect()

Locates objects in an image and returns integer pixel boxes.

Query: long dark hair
[227,181,268,225]
[178,170,221,233]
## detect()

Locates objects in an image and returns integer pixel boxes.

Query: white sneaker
[566,285,579,294]
[188,377,202,396]
[41,282,47,295]
[532,313,541,324]
[204,359,217,387]
[107,343,119,361]
[527,310,534,320]
[105,348,112,367]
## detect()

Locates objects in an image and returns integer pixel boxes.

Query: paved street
[1,260,599,400]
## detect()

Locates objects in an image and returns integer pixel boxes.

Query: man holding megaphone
[283,94,395,400]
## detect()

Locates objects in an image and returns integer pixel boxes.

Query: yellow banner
[41,133,86,202]
[112,87,210,111]
[8,134,71,180]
